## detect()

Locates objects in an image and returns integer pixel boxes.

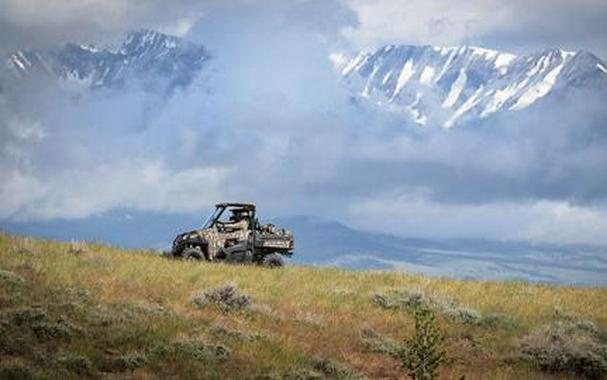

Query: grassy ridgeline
[0,234,606,379]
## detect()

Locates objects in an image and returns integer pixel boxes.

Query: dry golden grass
[0,233,605,379]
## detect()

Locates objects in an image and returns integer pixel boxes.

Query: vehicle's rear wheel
[182,246,205,261]
[261,253,283,268]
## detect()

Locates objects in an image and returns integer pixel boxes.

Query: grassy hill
[1,234,606,379]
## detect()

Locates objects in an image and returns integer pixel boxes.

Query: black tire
[182,247,204,261]
[261,253,283,268]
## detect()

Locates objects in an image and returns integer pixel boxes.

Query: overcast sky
[1,0,607,244]
[1,0,606,56]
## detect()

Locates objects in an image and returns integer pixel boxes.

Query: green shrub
[520,320,607,379]
[99,352,147,372]
[364,336,406,357]
[52,286,91,301]
[373,289,425,310]
[152,340,231,362]
[0,333,29,356]
[312,357,365,379]
[31,319,82,341]
[444,307,483,325]
[180,341,231,361]
[399,306,446,380]
[362,308,446,374]
[0,270,25,286]
[480,313,517,329]
[56,353,92,374]
[373,288,514,328]
[283,367,324,379]
[0,364,35,380]
[209,325,264,341]
[2,307,81,344]
[192,283,251,312]
[8,307,47,326]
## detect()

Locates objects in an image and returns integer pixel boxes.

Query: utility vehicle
[170,203,294,267]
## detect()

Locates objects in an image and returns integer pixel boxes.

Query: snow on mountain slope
[4,29,208,91]
[332,45,607,128]
[4,29,606,129]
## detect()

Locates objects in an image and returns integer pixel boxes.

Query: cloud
[0,156,230,220]
[338,89,607,206]
[0,0,361,220]
[343,0,607,57]
[349,191,607,245]
[342,0,503,48]
[1,0,605,55]
[0,0,206,54]
[0,88,231,220]
[0,1,606,245]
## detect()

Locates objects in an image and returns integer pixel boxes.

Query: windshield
[202,206,224,229]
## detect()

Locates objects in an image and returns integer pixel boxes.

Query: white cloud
[157,14,201,37]
[2,0,605,55]
[0,0,208,53]
[0,170,47,218]
[342,0,507,49]
[0,159,231,220]
[349,191,607,245]
[6,117,46,142]
[342,0,607,56]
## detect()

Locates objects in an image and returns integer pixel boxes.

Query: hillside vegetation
[0,234,606,379]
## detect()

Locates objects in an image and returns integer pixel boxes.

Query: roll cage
[203,203,257,231]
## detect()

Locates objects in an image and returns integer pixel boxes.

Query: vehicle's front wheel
[261,253,283,268]
[182,246,205,261]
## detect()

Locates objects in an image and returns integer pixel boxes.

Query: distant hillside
[0,210,201,250]
[275,216,607,285]
[0,234,606,379]
[2,211,607,285]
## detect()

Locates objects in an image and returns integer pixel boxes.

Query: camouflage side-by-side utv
[170,203,294,267]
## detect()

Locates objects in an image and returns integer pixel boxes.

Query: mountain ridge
[4,29,208,91]
[4,29,606,129]
[332,43,607,127]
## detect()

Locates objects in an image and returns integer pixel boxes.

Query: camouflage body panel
[254,224,293,251]
[258,238,291,249]
[195,228,219,260]
[222,220,250,242]
[194,220,250,260]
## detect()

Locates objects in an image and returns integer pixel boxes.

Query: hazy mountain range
[2,211,606,286]
[2,29,607,285]
[3,29,207,92]
[4,29,606,128]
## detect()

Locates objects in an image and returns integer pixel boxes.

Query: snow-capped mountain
[3,29,606,129]
[4,29,207,91]
[331,45,607,127]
